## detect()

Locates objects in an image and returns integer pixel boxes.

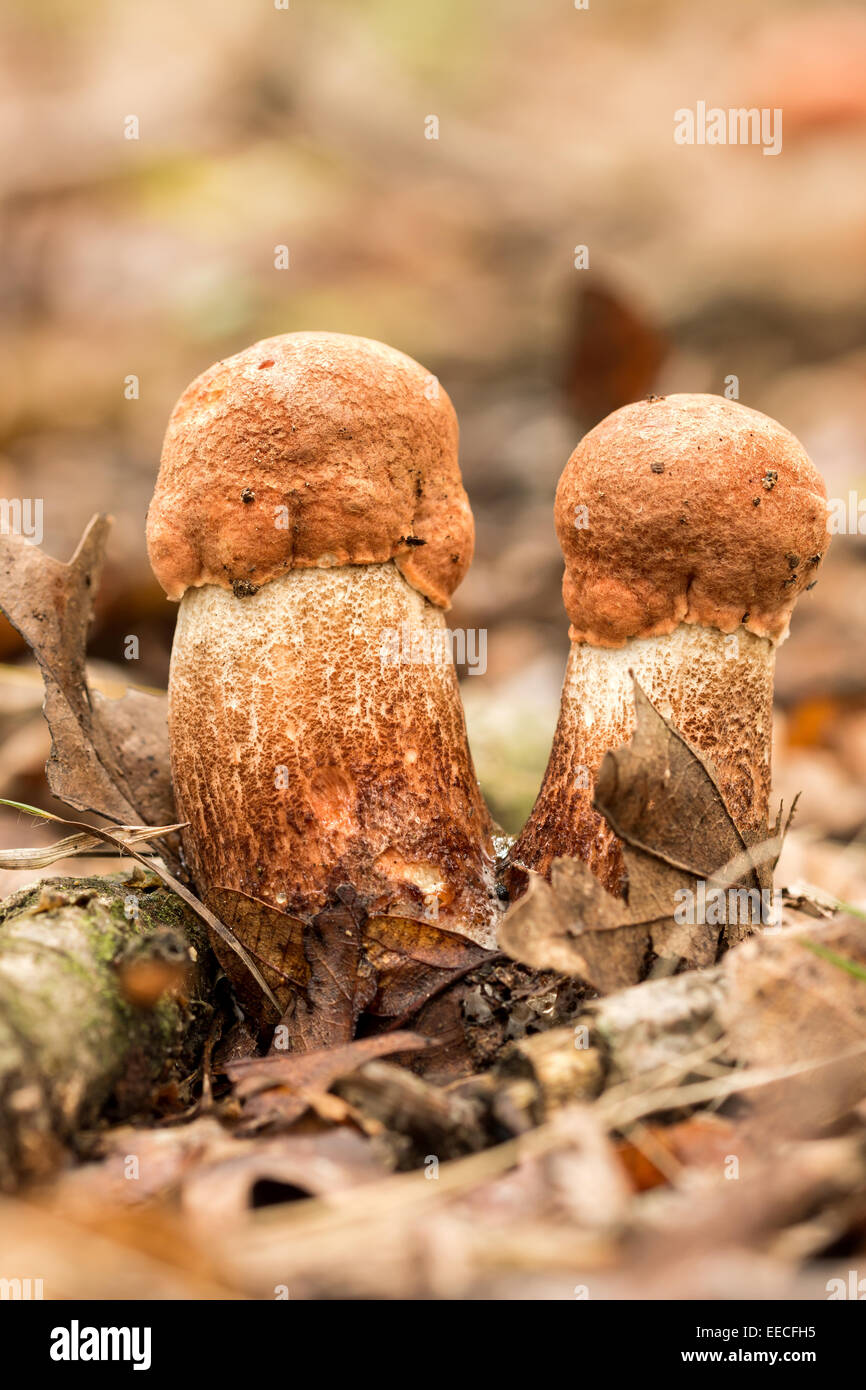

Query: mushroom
[509,393,830,894]
[147,332,498,985]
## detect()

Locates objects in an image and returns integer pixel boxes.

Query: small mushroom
[509,394,830,894]
[147,332,497,971]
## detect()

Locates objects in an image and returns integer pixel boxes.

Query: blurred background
[0,0,865,900]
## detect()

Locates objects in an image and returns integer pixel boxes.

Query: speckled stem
[169,561,498,948]
[509,623,776,894]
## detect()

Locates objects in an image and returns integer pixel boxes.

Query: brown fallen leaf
[207,885,309,1022]
[212,878,495,1045]
[362,914,493,1024]
[55,1115,388,1227]
[280,887,375,1050]
[226,1030,432,1129]
[719,915,866,1136]
[499,863,648,994]
[615,1114,748,1193]
[180,1126,388,1229]
[562,279,668,427]
[501,682,788,993]
[93,686,175,831]
[0,515,177,859]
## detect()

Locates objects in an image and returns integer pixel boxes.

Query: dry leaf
[615,1114,747,1192]
[501,682,788,992]
[55,1116,387,1225]
[181,1127,387,1229]
[207,885,309,1021]
[211,878,494,1044]
[719,915,866,1135]
[226,1030,431,1128]
[562,279,668,426]
[0,516,177,858]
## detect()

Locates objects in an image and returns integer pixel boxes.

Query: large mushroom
[147,332,498,1005]
[509,393,830,894]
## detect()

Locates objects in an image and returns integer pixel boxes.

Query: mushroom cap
[555,393,830,647]
[147,332,473,608]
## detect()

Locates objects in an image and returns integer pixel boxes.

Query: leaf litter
[0,524,864,1298]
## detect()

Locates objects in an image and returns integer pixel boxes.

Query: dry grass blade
[598,1038,866,1132]
[0,815,186,869]
[599,1034,734,1115]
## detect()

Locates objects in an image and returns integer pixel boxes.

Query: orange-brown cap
[146,332,473,608]
[555,394,830,647]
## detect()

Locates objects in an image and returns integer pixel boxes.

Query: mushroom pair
[148,335,830,1012]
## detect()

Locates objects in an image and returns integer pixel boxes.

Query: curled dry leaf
[226,1030,431,1128]
[180,1126,388,1230]
[0,515,176,850]
[501,682,790,993]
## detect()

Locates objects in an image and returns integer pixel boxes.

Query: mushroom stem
[511,624,776,894]
[169,561,497,946]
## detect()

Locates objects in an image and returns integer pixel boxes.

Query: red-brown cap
[147,332,473,608]
[555,394,830,647]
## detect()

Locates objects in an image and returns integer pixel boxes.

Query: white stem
[169,562,498,946]
[512,623,776,891]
